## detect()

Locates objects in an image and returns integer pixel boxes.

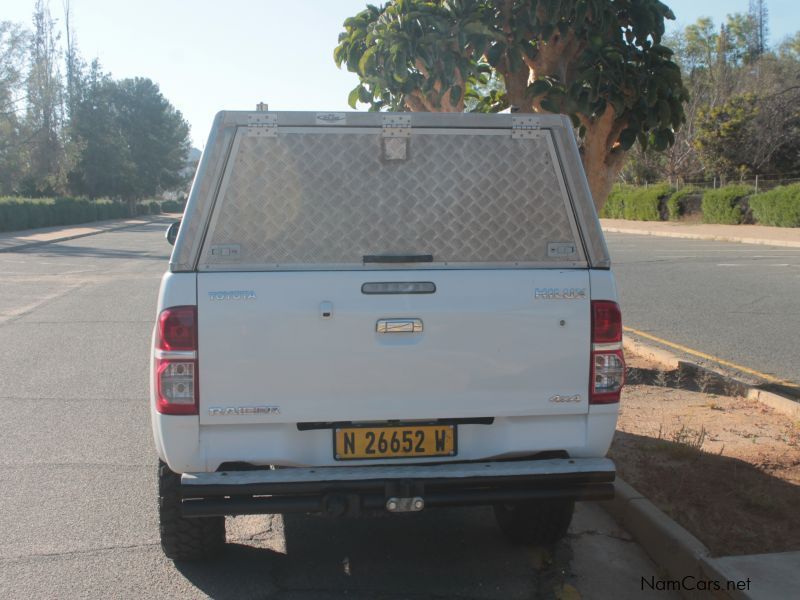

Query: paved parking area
[607,233,800,388]
[0,222,671,599]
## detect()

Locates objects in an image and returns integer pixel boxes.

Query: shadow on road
[16,243,169,261]
[175,507,569,599]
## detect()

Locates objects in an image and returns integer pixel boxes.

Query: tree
[334,0,689,210]
[68,73,190,209]
[67,62,134,200]
[695,89,800,180]
[0,21,29,194]
[23,0,66,195]
[749,0,769,58]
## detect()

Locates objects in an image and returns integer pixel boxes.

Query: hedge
[701,185,753,224]
[0,197,154,233]
[666,186,700,221]
[749,184,800,227]
[160,199,182,213]
[599,186,626,219]
[599,184,673,221]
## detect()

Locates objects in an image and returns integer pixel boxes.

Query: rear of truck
[151,112,624,559]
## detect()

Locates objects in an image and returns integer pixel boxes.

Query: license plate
[334,425,456,460]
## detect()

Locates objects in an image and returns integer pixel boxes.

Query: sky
[4,0,798,147]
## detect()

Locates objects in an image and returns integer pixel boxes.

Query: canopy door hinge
[512,115,543,139]
[245,113,278,137]
[382,114,411,160]
[382,114,412,138]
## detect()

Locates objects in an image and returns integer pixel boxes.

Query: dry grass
[610,384,800,556]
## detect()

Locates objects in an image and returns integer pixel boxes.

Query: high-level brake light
[590,301,625,404]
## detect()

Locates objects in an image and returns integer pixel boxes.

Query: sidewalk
[0,214,177,252]
[600,219,800,248]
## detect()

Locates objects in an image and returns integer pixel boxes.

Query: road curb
[623,336,800,419]
[0,215,174,253]
[622,337,679,371]
[601,479,713,599]
[602,226,800,249]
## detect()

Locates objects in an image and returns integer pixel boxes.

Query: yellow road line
[623,326,800,389]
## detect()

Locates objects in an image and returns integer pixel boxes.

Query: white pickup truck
[152,111,624,560]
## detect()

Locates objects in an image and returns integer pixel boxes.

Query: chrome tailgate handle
[376,318,423,334]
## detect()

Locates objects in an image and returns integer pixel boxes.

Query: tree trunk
[582,146,626,210]
[576,108,628,212]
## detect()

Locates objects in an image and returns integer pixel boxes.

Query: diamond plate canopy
[201,130,579,268]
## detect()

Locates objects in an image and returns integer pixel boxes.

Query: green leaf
[528,79,552,97]
[540,96,560,113]
[619,128,638,151]
[653,129,669,151]
[347,86,361,109]
[657,100,671,127]
[358,46,378,76]
[485,43,505,67]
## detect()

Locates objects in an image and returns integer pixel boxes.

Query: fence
[619,175,800,194]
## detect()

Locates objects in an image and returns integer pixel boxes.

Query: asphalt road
[0,220,670,599]
[606,233,800,388]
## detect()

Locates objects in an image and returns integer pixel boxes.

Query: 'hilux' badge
[534,288,586,300]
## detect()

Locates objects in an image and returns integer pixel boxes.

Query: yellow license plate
[334,425,456,460]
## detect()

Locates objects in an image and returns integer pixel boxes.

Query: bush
[0,197,128,232]
[666,187,700,221]
[749,184,800,227]
[623,183,672,221]
[148,201,162,214]
[599,184,672,221]
[701,185,753,224]
[599,187,626,219]
[160,199,181,213]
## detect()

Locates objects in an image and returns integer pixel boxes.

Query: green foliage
[666,186,700,220]
[701,185,753,224]
[599,186,627,219]
[160,200,181,213]
[334,0,688,153]
[695,95,759,178]
[68,76,190,201]
[0,197,128,232]
[749,184,800,227]
[599,184,672,221]
[622,184,672,221]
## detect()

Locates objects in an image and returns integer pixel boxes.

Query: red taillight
[590,301,625,404]
[592,300,622,344]
[157,306,197,351]
[155,306,198,415]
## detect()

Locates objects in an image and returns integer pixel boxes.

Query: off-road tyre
[158,460,225,560]
[493,499,575,545]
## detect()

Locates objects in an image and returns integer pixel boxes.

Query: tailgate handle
[376,318,423,334]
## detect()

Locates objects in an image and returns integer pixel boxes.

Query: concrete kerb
[601,226,800,249]
[622,336,800,419]
[600,479,712,600]
[608,336,800,597]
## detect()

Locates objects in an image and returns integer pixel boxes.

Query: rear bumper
[180,457,615,517]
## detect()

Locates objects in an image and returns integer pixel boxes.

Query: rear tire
[493,499,575,545]
[158,460,225,560]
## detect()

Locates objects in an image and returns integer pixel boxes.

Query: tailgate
[197,269,590,425]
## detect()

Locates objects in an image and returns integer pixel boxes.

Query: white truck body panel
[197,269,590,426]
[151,111,621,476]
